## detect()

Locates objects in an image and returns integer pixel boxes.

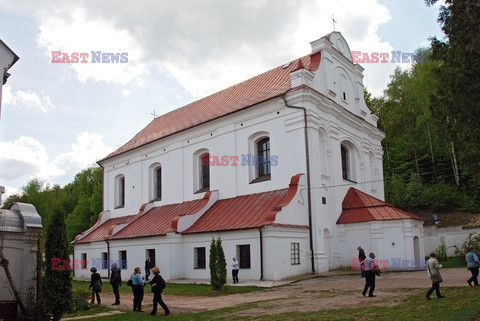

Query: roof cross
[331,14,337,31]
[151,110,158,119]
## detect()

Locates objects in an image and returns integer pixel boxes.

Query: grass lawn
[65,287,480,321]
[440,256,465,269]
[72,280,262,296]
[66,286,480,320]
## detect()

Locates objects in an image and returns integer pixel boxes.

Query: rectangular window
[146,249,156,267]
[101,252,108,269]
[341,146,349,180]
[291,243,300,265]
[119,250,127,269]
[194,247,206,269]
[201,153,210,189]
[119,177,125,206]
[257,138,271,177]
[237,245,251,269]
[81,253,87,269]
[155,167,162,200]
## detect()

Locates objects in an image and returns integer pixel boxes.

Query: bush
[435,244,447,261]
[453,233,480,264]
[72,289,92,312]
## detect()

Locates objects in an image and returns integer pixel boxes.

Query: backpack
[159,276,166,290]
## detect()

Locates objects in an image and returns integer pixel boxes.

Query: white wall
[424,226,480,257]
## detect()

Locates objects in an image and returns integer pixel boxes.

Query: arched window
[257,138,271,177]
[151,165,162,201]
[341,145,349,180]
[115,175,125,208]
[200,153,210,190]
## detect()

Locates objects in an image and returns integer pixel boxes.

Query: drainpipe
[106,241,110,279]
[259,228,264,280]
[282,94,315,274]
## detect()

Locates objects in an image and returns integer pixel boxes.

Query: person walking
[131,266,145,311]
[145,257,152,281]
[361,252,379,297]
[466,246,479,286]
[149,267,170,316]
[110,262,122,305]
[426,252,445,300]
[358,246,367,277]
[89,267,102,305]
[231,257,239,284]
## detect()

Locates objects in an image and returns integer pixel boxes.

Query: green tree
[424,0,480,197]
[216,238,227,288]
[42,207,73,320]
[209,237,226,290]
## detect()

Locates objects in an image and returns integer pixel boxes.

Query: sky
[0,0,445,199]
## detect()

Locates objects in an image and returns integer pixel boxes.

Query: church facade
[72,32,425,281]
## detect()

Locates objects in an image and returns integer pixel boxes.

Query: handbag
[127,278,133,286]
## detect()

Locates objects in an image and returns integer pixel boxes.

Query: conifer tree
[209,237,227,290]
[42,207,72,320]
[216,238,227,288]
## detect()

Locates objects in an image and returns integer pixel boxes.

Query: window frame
[291,243,300,265]
[119,250,127,270]
[237,244,251,269]
[81,253,87,269]
[194,247,206,269]
[114,175,125,208]
[101,252,108,269]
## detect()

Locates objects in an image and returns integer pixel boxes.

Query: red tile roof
[74,175,303,242]
[337,188,425,224]
[109,196,210,240]
[74,214,136,244]
[100,52,321,162]
[183,174,303,234]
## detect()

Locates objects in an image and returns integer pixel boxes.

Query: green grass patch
[62,305,114,318]
[72,280,263,297]
[440,256,465,268]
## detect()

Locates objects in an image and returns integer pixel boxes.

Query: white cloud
[54,132,115,170]
[3,84,55,112]
[36,9,147,85]
[122,89,132,97]
[1,185,22,205]
[0,133,114,188]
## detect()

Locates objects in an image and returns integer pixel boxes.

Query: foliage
[209,237,227,291]
[453,233,480,264]
[435,244,447,261]
[42,207,73,320]
[71,288,92,312]
[424,0,480,201]
[1,166,103,245]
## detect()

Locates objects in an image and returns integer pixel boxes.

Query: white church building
[72,32,425,281]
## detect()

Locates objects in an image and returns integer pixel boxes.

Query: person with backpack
[89,267,102,305]
[149,266,170,316]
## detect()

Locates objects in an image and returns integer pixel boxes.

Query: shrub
[453,233,480,263]
[435,244,447,261]
[72,289,92,312]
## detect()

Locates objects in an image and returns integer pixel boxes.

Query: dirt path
[98,268,471,316]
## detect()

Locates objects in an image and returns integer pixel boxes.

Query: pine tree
[209,237,226,290]
[216,238,227,288]
[42,207,73,320]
